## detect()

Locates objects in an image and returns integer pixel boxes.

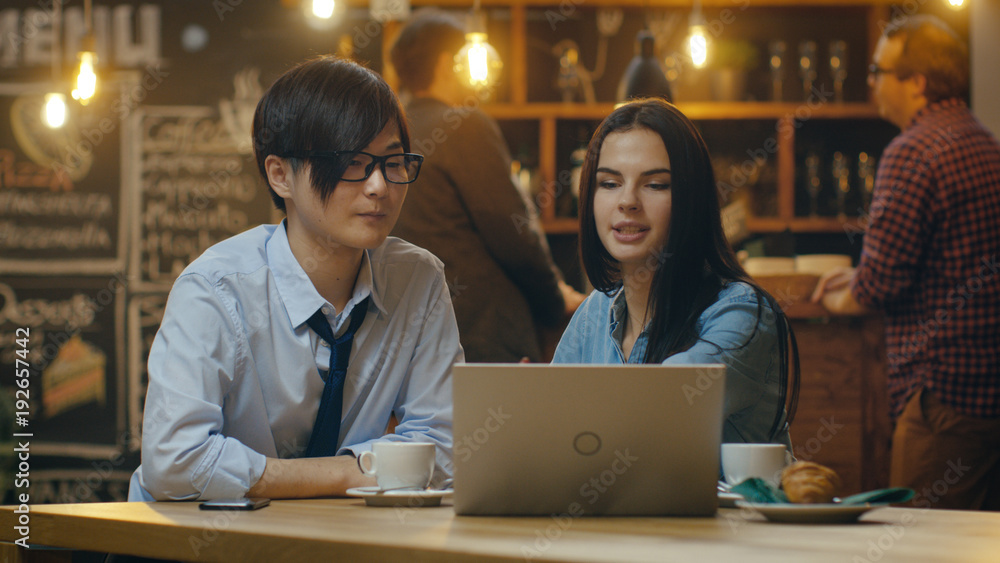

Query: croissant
[781,461,842,504]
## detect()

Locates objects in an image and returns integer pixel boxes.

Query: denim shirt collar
[608,285,652,363]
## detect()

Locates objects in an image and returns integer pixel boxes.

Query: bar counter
[2,498,999,562]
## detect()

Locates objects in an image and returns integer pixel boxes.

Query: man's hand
[811,266,871,315]
[810,267,856,303]
[247,455,376,499]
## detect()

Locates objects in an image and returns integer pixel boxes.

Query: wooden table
[2,499,999,562]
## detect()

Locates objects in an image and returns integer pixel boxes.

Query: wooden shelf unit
[485,102,882,234]
[466,2,893,235]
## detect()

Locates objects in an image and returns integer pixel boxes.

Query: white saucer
[718,492,743,509]
[735,500,889,524]
[345,487,453,507]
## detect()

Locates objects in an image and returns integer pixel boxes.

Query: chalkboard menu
[0,82,131,274]
[125,293,167,451]
[130,106,272,290]
[0,275,125,454]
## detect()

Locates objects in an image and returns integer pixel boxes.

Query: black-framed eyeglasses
[867,64,897,77]
[282,150,424,184]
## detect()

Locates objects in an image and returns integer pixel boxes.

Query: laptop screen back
[452,363,726,516]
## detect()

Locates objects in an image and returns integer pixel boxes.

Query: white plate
[718,492,743,508]
[345,487,453,508]
[735,500,888,524]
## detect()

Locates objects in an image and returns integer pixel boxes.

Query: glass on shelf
[858,152,876,212]
[804,151,822,217]
[798,40,817,101]
[769,40,786,102]
[831,151,850,218]
[829,40,847,103]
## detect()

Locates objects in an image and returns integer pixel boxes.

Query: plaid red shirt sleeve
[852,99,1000,420]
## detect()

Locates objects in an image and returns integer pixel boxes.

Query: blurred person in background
[389,9,585,363]
[813,15,1000,510]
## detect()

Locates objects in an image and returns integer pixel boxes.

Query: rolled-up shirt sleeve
[138,273,267,500]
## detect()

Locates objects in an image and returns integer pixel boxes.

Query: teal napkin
[838,488,915,505]
[730,478,788,503]
[730,477,915,505]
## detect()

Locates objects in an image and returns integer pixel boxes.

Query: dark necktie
[304,296,370,457]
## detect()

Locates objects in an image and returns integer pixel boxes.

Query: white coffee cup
[721,443,792,488]
[357,442,435,491]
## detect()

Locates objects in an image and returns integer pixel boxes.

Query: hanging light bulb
[43,93,68,128]
[454,4,503,90]
[72,48,98,105]
[688,25,708,68]
[73,1,98,105]
[310,0,336,19]
[43,0,66,128]
[302,0,343,29]
[945,0,965,8]
[687,0,709,69]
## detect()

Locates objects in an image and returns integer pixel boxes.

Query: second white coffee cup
[357,442,436,491]
[721,443,792,488]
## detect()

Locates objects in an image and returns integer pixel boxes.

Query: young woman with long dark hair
[553,98,798,445]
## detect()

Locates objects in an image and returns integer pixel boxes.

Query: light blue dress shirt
[553,282,790,446]
[129,222,463,501]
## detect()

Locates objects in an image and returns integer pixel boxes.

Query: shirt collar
[609,285,627,344]
[909,97,965,128]
[356,249,388,317]
[267,220,385,330]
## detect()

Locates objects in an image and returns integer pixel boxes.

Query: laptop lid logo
[573,431,602,456]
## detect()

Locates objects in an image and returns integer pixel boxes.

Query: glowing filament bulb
[43,93,67,128]
[311,0,336,19]
[72,51,98,105]
[946,0,964,7]
[455,30,502,89]
[688,25,708,69]
[467,35,489,84]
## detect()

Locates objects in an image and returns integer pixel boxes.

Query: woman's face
[593,127,673,279]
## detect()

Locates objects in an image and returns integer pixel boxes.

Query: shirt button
[320,341,330,348]
[321,306,332,316]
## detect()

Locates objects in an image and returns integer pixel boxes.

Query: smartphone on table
[199,497,271,510]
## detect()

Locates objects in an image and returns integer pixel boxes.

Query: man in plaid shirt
[813,15,1000,510]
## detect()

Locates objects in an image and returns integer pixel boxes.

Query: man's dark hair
[884,15,968,103]
[390,9,466,94]
[252,56,410,211]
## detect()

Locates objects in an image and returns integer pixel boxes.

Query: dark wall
[0,0,391,503]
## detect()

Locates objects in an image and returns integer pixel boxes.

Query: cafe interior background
[0,0,996,504]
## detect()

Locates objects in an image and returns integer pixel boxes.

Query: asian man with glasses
[129,56,462,502]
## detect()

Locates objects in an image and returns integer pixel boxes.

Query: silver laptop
[452,363,725,516]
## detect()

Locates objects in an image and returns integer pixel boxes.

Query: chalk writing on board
[0,84,129,274]
[0,276,125,455]
[135,107,271,286]
[0,149,114,252]
[126,293,167,451]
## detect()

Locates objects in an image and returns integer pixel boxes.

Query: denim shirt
[553,282,790,446]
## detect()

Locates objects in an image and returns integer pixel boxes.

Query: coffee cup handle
[357,451,377,476]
